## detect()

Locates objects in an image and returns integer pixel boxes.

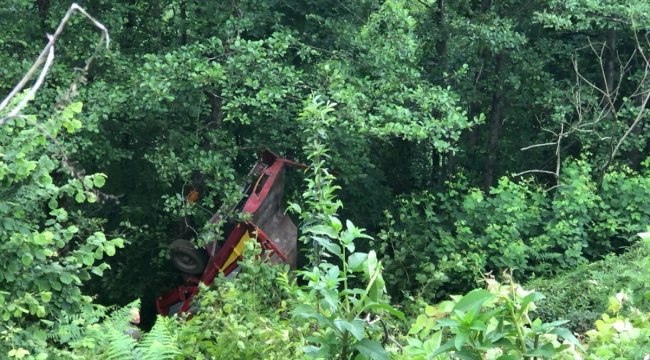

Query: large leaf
[518,292,545,315]
[453,289,494,312]
[320,288,339,312]
[350,339,389,360]
[362,302,405,320]
[532,319,570,333]
[308,224,339,239]
[525,343,557,357]
[429,339,456,358]
[335,319,365,341]
[452,349,482,360]
[550,327,585,351]
[348,252,368,272]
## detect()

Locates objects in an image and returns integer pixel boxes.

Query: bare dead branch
[601,85,650,173]
[0,4,120,203]
[0,3,109,120]
[521,142,557,151]
[519,22,650,190]
[555,124,563,181]
[0,41,55,125]
[514,170,557,177]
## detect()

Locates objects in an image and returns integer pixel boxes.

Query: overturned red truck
[155,150,306,317]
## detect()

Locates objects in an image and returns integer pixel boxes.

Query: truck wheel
[170,239,209,275]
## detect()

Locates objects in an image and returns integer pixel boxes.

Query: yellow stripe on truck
[222,230,252,271]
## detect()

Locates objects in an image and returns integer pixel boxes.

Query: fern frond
[527,247,562,262]
[136,315,182,360]
[99,328,138,360]
[102,299,141,333]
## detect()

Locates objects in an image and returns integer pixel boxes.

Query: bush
[374,159,650,306]
[525,242,650,334]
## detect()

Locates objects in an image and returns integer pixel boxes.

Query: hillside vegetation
[2,0,650,359]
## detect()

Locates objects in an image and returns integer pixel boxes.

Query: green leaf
[75,191,86,203]
[292,304,315,318]
[469,320,487,331]
[408,314,428,335]
[48,198,58,210]
[363,252,384,303]
[112,238,124,248]
[70,102,83,113]
[35,353,48,360]
[82,254,94,266]
[435,319,460,327]
[40,292,52,303]
[525,343,556,357]
[91,267,104,277]
[454,331,469,350]
[2,217,16,230]
[335,319,365,341]
[430,339,456,358]
[105,243,116,256]
[33,233,52,245]
[331,217,343,232]
[550,327,584,351]
[21,255,32,266]
[93,174,106,188]
[363,302,405,320]
[348,252,368,272]
[496,356,521,360]
[9,348,30,359]
[320,288,339,311]
[350,339,388,360]
[60,273,73,285]
[453,289,494,312]
[365,250,379,279]
[318,240,342,257]
[34,329,47,342]
[519,292,545,315]
[307,224,339,239]
[533,319,570,333]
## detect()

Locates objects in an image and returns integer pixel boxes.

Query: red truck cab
[155,150,305,317]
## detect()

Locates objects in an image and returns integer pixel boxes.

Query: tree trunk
[430,147,439,189]
[208,88,224,129]
[446,142,455,179]
[152,0,163,51]
[483,53,505,191]
[436,0,447,57]
[36,0,49,24]
[482,0,491,12]
[180,1,188,45]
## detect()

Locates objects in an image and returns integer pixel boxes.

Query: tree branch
[0,3,109,120]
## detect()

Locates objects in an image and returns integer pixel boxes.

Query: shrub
[525,242,650,334]
[375,159,650,306]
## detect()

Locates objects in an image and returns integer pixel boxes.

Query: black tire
[170,239,209,275]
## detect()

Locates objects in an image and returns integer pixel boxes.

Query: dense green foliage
[3,0,650,358]
[526,241,650,334]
